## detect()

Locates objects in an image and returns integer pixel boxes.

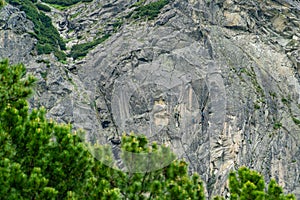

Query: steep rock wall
[1,0,300,198]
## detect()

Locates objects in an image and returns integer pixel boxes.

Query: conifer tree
[0,59,58,199]
[112,133,206,200]
[227,166,295,200]
[0,59,116,199]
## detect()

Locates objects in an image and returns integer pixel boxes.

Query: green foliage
[36,3,51,12]
[129,0,170,20]
[292,117,300,125]
[213,196,225,200]
[0,0,5,8]
[0,59,35,111]
[113,133,205,199]
[69,34,110,60]
[5,0,20,6]
[6,0,66,61]
[121,133,176,173]
[254,103,260,110]
[273,122,282,130]
[267,179,296,200]
[41,0,93,7]
[225,166,296,200]
[54,50,67,62]
[111,19,124,32]
[91,133,206,199]
[269,91,277,98]
[229,167,265,200]
[281,97,289,104]
[36,43,53,54]
[0,59,58,199]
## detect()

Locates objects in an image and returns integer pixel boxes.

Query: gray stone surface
[1,0,300,198]
[0,5,35,63]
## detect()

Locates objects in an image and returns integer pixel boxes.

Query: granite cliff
[1,0,300,198]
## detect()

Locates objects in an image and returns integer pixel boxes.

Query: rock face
[1,0,300,198]
[0,5,35,63]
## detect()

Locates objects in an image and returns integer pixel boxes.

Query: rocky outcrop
[0,4,80,129]
[1,0,300,198]
[0,5,35,63]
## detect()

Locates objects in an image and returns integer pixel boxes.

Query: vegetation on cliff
[41,0,93,7]
[69,34,110,60]
[0,0,4,8]
[5,0,66,61]
[128,0,170,20]
[2,0,172,61]
[36,3,51,12]
[68,0,170,60]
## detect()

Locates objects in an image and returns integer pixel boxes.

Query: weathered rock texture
[1,0,300,198]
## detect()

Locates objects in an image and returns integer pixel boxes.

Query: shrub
[273,122,282,130]
[69,34,110,59]
[0,0,5,8]
[41,0,92,7]
[36,3,51,12]
[130,0,170,20]
[54,50,67,62]
[36,43,53,54]
[292,117,300,125]
[7,0,21,6]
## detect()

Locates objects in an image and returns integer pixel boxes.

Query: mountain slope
[1,0,300,198]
